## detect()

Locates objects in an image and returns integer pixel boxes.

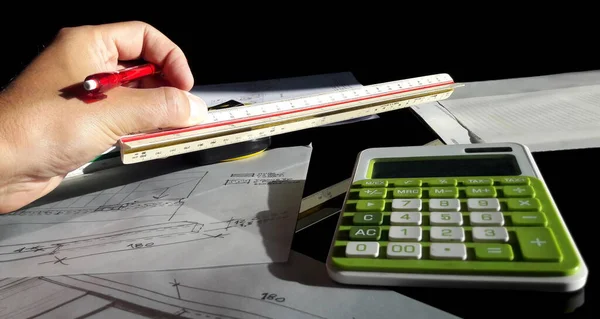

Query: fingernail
[186,92,208,125]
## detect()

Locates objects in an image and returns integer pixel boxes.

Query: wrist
[0,94,24,213]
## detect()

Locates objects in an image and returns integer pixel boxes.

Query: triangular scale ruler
[118,73,462,164]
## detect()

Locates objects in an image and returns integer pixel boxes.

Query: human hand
[0,21,208,213]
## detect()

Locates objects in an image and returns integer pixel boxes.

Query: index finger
[98,21,194,91]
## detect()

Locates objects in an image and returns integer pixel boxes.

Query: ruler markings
[119,74,461,164]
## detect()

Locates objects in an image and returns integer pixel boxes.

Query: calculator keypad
[331,176,581,276]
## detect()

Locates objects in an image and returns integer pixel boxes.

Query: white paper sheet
[0,251,458,319]
[412,70,600,151]
[438,84,600,151]
[0,146,312,277]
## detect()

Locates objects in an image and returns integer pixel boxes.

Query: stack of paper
[412,70,600,151]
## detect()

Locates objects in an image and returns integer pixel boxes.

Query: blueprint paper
[0,146,312,277]
[0,251,458,319]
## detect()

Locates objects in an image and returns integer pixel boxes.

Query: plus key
[515,227,562,262]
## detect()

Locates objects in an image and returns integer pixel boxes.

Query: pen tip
[83,79,98,91]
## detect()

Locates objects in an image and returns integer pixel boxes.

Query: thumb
[100,86,209,136]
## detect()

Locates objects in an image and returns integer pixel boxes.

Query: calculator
[325,143,587,292]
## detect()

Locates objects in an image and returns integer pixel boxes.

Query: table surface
[272,99,596,318]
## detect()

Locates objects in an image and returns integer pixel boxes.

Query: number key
[429,198,460,211]
[472,227,509,242]
[430,226,465,242]
[467,198,500,211]
[430,212,463,225]
[388,226,422,241]
[390,212,422,225]
[387,243,422,259]
[469,212,504,226]
[346,242,379,258]
[391,199,422,211]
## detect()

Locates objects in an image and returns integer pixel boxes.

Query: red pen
[82,63,159,94]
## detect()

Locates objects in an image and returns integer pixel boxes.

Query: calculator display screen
[370,155,521,178]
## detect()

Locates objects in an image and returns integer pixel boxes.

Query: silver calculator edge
[325,142,588,292]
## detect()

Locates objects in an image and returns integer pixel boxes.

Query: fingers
[96,21,194,91]
[97,86,208,137]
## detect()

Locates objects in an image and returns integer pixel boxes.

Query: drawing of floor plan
[0,146,312,278]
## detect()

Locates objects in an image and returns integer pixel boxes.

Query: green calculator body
[326,143,587,292]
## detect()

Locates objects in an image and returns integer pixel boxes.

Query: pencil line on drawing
[177,283,327,318]
[36,234,228,265]
[40,276,245,319]
[0,221,197,248]
[65,275,273,319]
[0,214,182,226]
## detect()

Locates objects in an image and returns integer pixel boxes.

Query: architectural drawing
[0,252,457,319]
[11,171,208,219]
[0,146,312,278]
